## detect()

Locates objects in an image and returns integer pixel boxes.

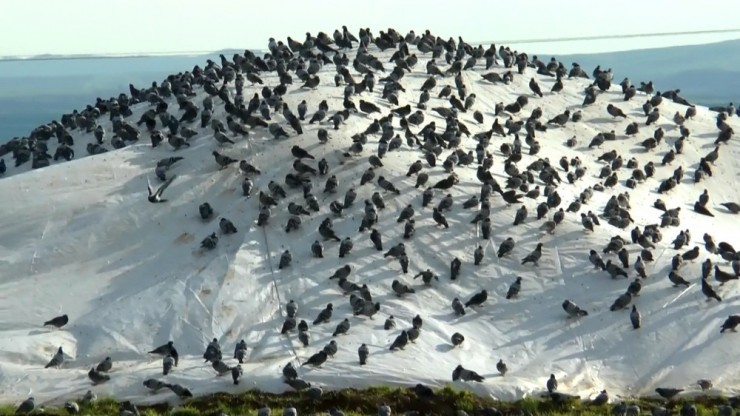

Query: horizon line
[2,28,739,62]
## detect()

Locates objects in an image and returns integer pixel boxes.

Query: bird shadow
[435,343,455,353]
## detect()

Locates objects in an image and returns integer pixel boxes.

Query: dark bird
[529,78,543,97]
[521,243,543,266]
[701,278,722,302]
[313,303,333,325]
[465,290,488,307]
[694,201,714,217]
[147,175,177,203]
[720,315,740,333]
[498,237,515,258]
[668,271,691,287]
[302,350,328,367]
[88,367,110,385]
[606,104,627,118]
[720,202,740,214]
[547,374,558,393]
[452,364,485,382]
[655,388,683,400]
[291,145,315,159]
[715,265,739,284]
[212,151,238,169]
[43,314,69,329]
[630,305,641,329]
[506,276,522,299]
[562,300,588,317]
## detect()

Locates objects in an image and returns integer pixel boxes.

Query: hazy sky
[1,0,739,57]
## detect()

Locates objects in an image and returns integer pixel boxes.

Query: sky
[1,0,739,57]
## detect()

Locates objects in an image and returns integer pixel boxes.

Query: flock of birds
[4,26,740,416]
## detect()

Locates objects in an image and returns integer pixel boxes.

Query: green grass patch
[0,386,735,415]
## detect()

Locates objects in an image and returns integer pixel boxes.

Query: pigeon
[668,271,691,287]
[452,364,485,382]
[630,305,641,329]
[452,297,466,316]
[167,383,194,399]
[521,243,543,266]
[591,390,609,405]
[547,374,558,392]
[231,365,243,385]
[15,397,34,415]
[234,339,248,363]
[63,401,80,414]
[332,318,351,336]
[95,356,112,373]
[720,315,740,333]
[45,346,64,368]
[212,359,231,376]
[498,238,515,258]
[451,332,465,347]
[143,378,169,392]
[147,174,177,203]
[358,343,369,365]
[302,350,328,367]
[497,359,508,376]
[313,303,333,325]
[163,354,175,375]
[697,379,713,391]
[562,300,588,317]
[506,277,522,299]
[701,278,722,302]
[390,330,409,351]
[43,314,69,329]
[655,387,683,400]
[88,367,110,384]
[212,151,238,169]
[465,290,488,307]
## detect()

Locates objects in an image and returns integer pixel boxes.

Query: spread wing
[156,174,177,197]
[147,176,154,196]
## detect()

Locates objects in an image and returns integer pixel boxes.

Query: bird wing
[146,176,154,196]
[156,175,177,197]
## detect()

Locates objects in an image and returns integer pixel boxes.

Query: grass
[0,385,736,415]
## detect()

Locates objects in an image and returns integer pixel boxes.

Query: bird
[720,315,740,333]
[451,332,465,347]
[655,388,683,400]
[15,397,34,414]
[222,362,240,385]
[521,243,543,266]
[452,364,485,382]
[630,305,641,329]
[43,314,69,329]
[88,367,110,384]
[506,276,522,299]
[45,346,64,368]
[591,390,609,405]
[302,350,328,367]
[701,278,722,302]
[147,175,177,203]
[547,374,558,392]
[497,359,508,376]
[697,379,713,391]
[465,290,488,307]
[95,356,112,373]
[358,343,369,365]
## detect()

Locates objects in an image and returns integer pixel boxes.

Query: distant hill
[538,39,740,107]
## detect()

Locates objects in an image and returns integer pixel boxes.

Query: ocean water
[0,53,237,142]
